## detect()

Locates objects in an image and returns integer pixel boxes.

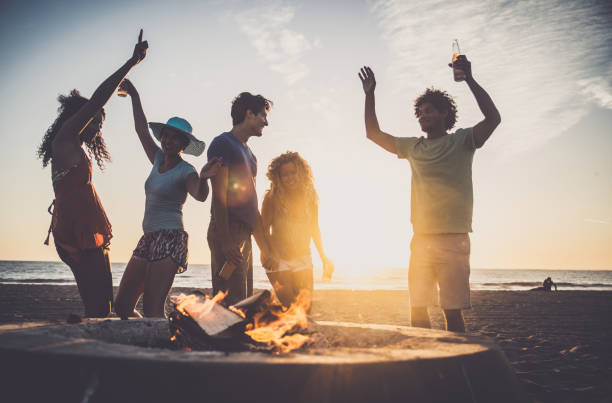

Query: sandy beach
[1,284,610,402]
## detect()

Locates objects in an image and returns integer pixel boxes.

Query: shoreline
[2,282,611,293]
[1,285,611,402]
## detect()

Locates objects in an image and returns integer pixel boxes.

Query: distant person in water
[543,277,557,291]
[114,79,221,319]
[532,277,557,292]
[37,30,148,317]
[358,55,501,332]
[262,151,334,309]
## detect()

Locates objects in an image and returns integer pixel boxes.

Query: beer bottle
[452,39,466,82]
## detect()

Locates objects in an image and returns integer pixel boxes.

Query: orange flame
[244,289,312,353]
[229,305,246,319]
[210,290,228,304]
[171,290,313,353]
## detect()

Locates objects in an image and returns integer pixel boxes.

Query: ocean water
[1,261,611,291]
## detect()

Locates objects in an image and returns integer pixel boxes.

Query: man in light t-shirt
[358,56,501,332]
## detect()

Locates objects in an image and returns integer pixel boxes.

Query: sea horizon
[1,260,611,291]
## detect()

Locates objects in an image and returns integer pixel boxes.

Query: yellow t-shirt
[396,127,476,234]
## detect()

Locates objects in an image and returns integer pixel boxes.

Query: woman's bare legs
[114,256,147,319]
[266,270,295,307]
[292,269,313,312]
[56,245,113,318]
[82,248,114,318]
[143,257,178,318]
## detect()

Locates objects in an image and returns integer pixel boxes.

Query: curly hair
[414,88,458,131]
[37,89,110,170]
[266,151,318,216]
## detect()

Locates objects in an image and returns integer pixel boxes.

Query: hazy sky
[1,0,611,274]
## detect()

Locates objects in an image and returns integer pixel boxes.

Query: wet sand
[1,284,611,402]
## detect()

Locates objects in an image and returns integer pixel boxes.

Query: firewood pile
[168,290,328,353]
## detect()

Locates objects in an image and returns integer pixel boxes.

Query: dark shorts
[132,229,189,273]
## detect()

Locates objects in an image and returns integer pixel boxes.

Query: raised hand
[359,66,376,94]
[131,29,148,64]
[118,78,137,97]
[200,157,223,180]
[448,55,472,81]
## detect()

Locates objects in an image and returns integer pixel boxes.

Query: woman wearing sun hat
[114,79,221,318]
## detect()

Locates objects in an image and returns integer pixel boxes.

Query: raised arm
[185,157,222,202]
[358,66,397,154]
[55,30,148,146]
[118,79,158,163]
[452,56,501,148]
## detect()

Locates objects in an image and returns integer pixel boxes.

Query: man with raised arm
[358,56,501,332]
[207,92,279,305]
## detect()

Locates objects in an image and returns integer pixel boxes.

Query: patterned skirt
[132,229,189,273]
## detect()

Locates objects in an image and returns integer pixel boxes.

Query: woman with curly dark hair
[262,151,334,309]
[37,30,148,317]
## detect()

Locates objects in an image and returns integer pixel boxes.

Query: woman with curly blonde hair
[262,151,333,308]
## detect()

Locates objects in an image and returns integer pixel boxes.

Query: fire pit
[0,317,528,402]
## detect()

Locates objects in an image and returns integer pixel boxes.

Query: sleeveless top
[49,149,112,252]
[142,150,196,233]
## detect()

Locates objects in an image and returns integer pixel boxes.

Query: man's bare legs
[410,307,431,328]
[443,309,465,332]
[411,307,465,332]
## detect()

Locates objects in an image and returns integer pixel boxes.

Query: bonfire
[168,289,323,353]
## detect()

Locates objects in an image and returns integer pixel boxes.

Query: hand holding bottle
[449,39,472,82]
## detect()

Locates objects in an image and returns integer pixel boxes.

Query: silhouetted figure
[542,277,557,291]
[207,93,280,305]
[358,54,501,333]
[262,152,334,310]
[38,30,148,318]
[113,79,222,319]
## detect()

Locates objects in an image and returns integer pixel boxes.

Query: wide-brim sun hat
[148,116,205,156]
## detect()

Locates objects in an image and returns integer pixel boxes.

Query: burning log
[169,291,260,352]
[173,291,242,338]
[169,289,327,353]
